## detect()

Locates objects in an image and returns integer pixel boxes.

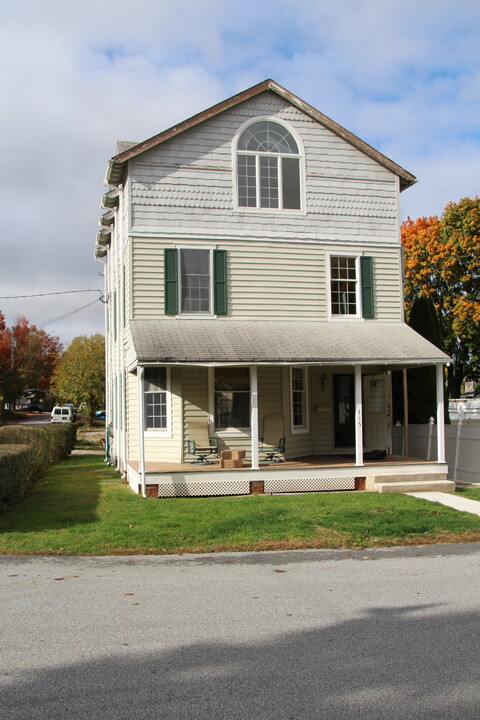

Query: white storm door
[364,375,392,452]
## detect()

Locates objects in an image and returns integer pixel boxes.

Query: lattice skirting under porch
[157,479,251,497]
[263,476,355,494]
[153,475,356,497]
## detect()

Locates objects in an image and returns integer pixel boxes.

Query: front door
[364,374,392,452]
[333,374,355,447]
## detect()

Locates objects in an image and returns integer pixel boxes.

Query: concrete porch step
[372,479,456,494]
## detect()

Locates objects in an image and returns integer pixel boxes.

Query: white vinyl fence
[393,413,480,484]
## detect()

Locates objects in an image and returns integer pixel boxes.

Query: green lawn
[1,454,480,555]
[457,487,480,502]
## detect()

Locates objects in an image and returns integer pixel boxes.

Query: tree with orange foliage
[0,312,62,407]
[402,196,480,398]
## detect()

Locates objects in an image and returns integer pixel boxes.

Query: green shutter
[164,248,178,315]
[361,256,374,319]
[213,249,227,315]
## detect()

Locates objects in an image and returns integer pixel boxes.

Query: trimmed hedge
[0,424,77,509]
[0,444,35,509]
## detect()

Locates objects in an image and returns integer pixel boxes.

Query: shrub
[0,444,35,509]
[0,424,76,508]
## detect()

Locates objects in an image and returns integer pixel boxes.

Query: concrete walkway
[407,491,480,516]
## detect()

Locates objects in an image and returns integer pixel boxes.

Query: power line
[0,289,103,299]
[36,298,102,329]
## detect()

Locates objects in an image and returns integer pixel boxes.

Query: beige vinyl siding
[130,237,403,322]
[129,93,399,244]
[131,237,164,319]
[127,371,138,460]
[127,368,183,463]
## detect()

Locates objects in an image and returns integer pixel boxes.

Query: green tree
[402,196,480,398]
[407,295,445,423]
[51,334,105,422]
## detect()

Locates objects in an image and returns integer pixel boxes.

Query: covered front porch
[127,319,452,497]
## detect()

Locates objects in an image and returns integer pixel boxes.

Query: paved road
[13,412,51,425]
[1,545,480,719]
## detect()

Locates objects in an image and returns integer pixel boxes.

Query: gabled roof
[105,79,416,190]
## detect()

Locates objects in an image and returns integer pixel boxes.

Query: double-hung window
[237,121,301,210]
[164,247,227,316]
[329,255,374,319]
[290,367,308,433]
[144,367,169,431]
[180,248,211,314]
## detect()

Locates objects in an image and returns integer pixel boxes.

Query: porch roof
[129,319,449,367]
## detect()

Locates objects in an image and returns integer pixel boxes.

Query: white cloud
[1,0,479,344]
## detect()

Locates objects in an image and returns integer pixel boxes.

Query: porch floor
[128,454,433,475]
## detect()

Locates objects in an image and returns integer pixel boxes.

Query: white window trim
[232,117,306,214]
[290,366,309,435]
[144,366,172,437]
[208,366,251,437]
[326,251,363,321]
[175,244,217,318]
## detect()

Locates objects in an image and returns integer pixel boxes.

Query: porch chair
[259,415,285,463]
[187,419,219,464]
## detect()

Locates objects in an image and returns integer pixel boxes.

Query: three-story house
[96,80,452,497]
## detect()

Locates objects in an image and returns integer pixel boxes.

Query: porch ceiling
[129,319,449,367]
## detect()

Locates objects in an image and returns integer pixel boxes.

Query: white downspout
[436,363,446,464]
[250,366,259,470]
[354,364,364,466]
[137,365,146,497]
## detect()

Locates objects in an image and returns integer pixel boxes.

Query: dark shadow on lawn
[0,455,110,533]
[2,603,479,719]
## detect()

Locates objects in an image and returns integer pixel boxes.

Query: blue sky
[0,0,479,344]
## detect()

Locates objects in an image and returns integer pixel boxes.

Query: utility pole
[10,329,16,411]
[11,329,16,370]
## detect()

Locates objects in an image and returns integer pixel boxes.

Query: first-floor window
[290,367,308,432]
[214,367,250,429]
[144,367,167,430]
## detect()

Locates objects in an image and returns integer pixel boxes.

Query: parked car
[51,406,74,423]
[95,410,106,420]
[26,402,43,412]
[62,403,77,421]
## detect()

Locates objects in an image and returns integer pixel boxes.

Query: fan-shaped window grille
[237,121,301,210]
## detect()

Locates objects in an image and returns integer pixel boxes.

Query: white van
[51,405,74,423]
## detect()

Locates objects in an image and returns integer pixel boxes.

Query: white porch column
[137,365,146,497]
[354,364,364,466]
[436,363,446,464]
[250,365,259,470]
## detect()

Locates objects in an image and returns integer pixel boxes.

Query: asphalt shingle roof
[129,320,449,366]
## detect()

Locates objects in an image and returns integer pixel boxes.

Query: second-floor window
[330,256,359,316]
[164,247,227,316]
[236,121,301,210]
[329,255,374,319]
[180,248,211,313]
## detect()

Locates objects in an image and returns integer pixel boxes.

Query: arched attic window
[236,121,301,210]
